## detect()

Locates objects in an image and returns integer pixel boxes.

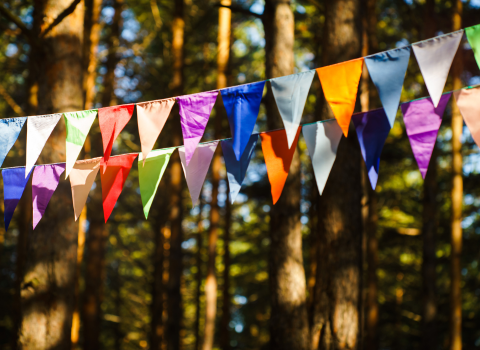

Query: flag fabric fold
[177,91,218,166]
[3,167,32,230]
[26,113,62,177]
[412,30,463,107]
[454,87,480,147]
[69,157,102,221]
[352,109,391,189]
[179,142,218,206]
[64,110,98,178]
[401,93,452,178]
[302,120,343,195]
[260,127,301,204]
[138,148,175,219]
[365,47,411,127]
[0,117,27,167]
[137,98,176,163]
[221,134,258,204]
[316,58,364,137]
[220,81,266,160]
[466,24,480,69]
[32,164,66,229]
[270,71,315,148]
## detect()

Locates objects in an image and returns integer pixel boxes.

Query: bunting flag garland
[0,117,27,167]
[365,47,411,127]
[221,134,258,204]
[26,113,62,177]
[3,168,32,230]
[32,164,66,229]
[221,81,266,160]
[179,142,218,206]
[412,30,463,107]
[302,120,343,195]
[177,91,218,166]
[352,109,391,189]
[100,153,138,223]
[453,87,480,147]
[138,148,175,219]
[270,71,316,148]
[99,104,135,165]
[137,98,176,163]
[64,110,98,178]
[69,157,102,221]
[466,24,480,69]
[260,127,301,204]
[401,93,452,178]
[316,58,364,137]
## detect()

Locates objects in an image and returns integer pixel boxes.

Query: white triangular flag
[412,30,463,107]
[26,113,62,177]
[178,141,218,206]
[270,71,315,148]
[302,120,343,195]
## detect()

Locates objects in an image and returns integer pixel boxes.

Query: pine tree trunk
[220,196,231,350]
[194,201,204,350]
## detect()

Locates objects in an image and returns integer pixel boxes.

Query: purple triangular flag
[32,164,66,229]
[177,91,218,166]
[352,109,391,189]
[3,168,32,230]
[401,93,451,178]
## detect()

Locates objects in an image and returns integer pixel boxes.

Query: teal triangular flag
[0,117,27,167]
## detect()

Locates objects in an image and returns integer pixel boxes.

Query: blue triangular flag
[221,134,258,204]
[0,117,27,167]
[351,109,391,189]
[365,46,411,127]
[3,167,33,230]
[220,81,265,160]
[270,71,315,148]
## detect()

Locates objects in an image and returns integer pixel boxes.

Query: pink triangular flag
[454,88,480,147]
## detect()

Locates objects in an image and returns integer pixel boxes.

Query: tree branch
[0,84,25,116]
[0,3,36,44]
[215,3,263,19]
[40,0,82,38]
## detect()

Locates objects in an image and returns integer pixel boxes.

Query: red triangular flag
[98,104,135,164]
[100,153,138,222]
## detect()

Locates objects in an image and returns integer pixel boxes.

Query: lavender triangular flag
[0,117,27,167]
[401,93,451,178]
[3,167,32,230]
[270,71,315,148]
[352,109,391,189]
[177,91,218,166]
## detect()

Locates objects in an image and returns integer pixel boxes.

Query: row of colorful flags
[2,24,480,230]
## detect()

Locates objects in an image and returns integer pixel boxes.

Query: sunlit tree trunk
[220,196,232,350]
[194,200,204,350]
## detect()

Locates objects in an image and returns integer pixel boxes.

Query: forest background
[0,0,480,349]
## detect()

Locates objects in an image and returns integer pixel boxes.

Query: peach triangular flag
[454,87,480,147]
[69,157,102,221]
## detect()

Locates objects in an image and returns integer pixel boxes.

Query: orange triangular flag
[316,58,364,136]
[260,127,301,205]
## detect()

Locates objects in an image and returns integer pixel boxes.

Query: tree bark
[220,195,231,350]
[194,201,204,350]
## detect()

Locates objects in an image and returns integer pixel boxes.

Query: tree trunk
[311,1,362,349]
[18,0,84,348]
[194,201,204,350]
[263,1,311,350]
[220,195,231,350]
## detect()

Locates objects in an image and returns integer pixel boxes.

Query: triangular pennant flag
[138,148,175,219]
[221,134,258,204]
[412,30,463,107]
[316,58,364,137]
[0,117,27,167]
[260,127,301,204]
[454,87,480,147]
[302,120,343,195]
[466,25,480,70]
[69,157,102,221]
[100,153,138,222]
[220,81,266,160]
[26,113,62,177]
[32,163,66,229]
[3,167,32,230]
[98,104,135,164]
[270,71,315,148]
[137,98,176,163]
[401,93,451,178]
[177,91,218,166]
[179,142,218,206]
[352,109,391,189]
[64,110,98,178]
[365,47,411,127]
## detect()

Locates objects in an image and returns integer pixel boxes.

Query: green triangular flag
[138,148,175,218]
[64,110,98,178]
[466,24,480,70]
